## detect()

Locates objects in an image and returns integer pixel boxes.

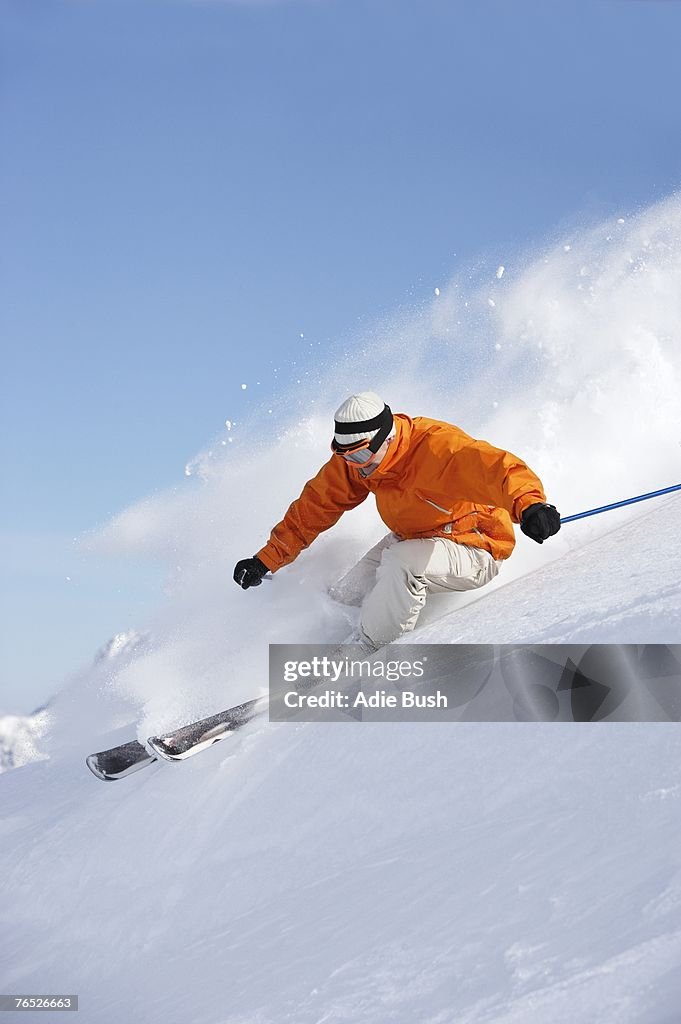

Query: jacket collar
[371,414,413,479]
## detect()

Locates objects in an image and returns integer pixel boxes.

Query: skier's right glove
[520,503,561,544]
[233,555,269,589]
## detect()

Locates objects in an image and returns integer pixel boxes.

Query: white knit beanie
[333,392,392,446]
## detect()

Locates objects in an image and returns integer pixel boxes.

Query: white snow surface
[1,195,681,1022]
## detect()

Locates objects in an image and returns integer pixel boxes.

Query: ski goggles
[331,436,380,465]
[331,404,393,464]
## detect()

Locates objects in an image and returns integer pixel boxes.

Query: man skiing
[234,392,560,651]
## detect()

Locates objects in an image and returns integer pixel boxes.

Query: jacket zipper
[418,494,487,541]
[418,495,452,516]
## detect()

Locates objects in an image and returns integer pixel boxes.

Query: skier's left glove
[233,555,269,589]
[520,503,561,544]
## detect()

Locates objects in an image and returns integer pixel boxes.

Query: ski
[86,740,157,782]
[147,696,266,761]
[86,696,266,781]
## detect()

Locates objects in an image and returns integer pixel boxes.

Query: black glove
[233,555,269,589]
[520,503,561,544]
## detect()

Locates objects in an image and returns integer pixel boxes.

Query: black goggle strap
[333,404,393,454]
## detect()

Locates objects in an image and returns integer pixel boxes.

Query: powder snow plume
[54,192,681,743]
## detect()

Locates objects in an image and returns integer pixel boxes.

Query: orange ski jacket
[256,414,547,571]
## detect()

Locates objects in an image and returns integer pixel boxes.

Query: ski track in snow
[2,195,681,1023]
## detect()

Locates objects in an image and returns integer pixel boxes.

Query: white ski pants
[330,533,501,649]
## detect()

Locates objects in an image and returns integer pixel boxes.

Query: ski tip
[86,743,157,781]
[85,754,117,781]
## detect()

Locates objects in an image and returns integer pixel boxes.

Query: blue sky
[2,0,680,713]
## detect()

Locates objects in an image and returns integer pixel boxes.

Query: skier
[233,392,560,651]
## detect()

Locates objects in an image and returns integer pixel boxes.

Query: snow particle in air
[434,287,440,296]
[496,266,505,279]
[241,383,247,390]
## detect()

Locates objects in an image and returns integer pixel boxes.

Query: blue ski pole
[561,483,681,524]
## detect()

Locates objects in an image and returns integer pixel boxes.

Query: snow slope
[1,572,680,1022]
[1,196,681,1022]
[1,514,680,1022]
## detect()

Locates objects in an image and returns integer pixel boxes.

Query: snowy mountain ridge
[0,707,49,774]
[0,632,148,774]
